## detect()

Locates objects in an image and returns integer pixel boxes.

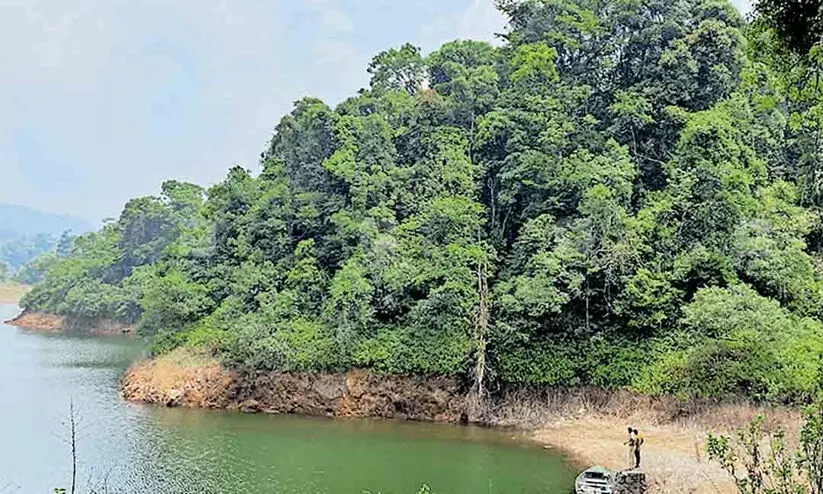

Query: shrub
[636,284,823,401]
[707,379,823,494]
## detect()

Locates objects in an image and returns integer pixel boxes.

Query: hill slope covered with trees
[21,0,823,403]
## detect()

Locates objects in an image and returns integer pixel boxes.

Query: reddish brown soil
[6,311,134,335]
[121,350,468,421]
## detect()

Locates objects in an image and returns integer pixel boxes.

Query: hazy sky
[0,0,753,224]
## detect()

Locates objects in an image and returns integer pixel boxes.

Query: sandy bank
[526,398,801,493]
[536,418,733,493]
[6,311,134,335]
[0,283,31,304]
[121,351,803,494]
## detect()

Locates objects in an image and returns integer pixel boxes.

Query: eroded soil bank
[122,350,802,494]
[6,311,134,335]
[121,350,467,421]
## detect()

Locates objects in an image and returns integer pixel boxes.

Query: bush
[355,325,473,376]
[492,341,582,386]
[707,384,823,493]
[636,284,823,401]
[226,317,338,372]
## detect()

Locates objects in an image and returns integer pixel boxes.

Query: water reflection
[0,304,575,493]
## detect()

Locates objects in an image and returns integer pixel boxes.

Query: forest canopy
[21,0,823,402]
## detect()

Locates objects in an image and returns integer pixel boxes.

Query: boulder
[239,399,262,413]
[165,389,182,407]
[614,470,647,494]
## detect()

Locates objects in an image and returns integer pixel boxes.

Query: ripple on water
[0,303,576,494]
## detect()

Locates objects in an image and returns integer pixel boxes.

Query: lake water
[0,303,576,493]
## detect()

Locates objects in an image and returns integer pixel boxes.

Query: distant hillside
[0,204,93,241]
[0,204,94,272]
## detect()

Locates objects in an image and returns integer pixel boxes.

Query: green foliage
[707,383,823,493]
[638,285,823,401]
[368,43,426,95]
[22,0,823,403]
[801,371,823,493]
[136,267,214,337]
[755,0,823,57]
[509,42,558,84]
[355,325,474,376]
[21,183,203,323]
[615,269,682,332]
[706,416,804,494]
[228,317,337,372]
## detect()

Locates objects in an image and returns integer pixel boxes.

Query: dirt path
[533,418,738,494]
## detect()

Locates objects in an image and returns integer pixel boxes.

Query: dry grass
[473,387,803,494]
[121,349,233,408]
[477,387,800,430]
[159,347,219,367]
[0,283,31,304]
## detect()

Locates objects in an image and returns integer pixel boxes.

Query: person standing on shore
[633,428,644,469]
[623,427,636,468]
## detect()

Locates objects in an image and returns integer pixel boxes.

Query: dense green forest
[21,0,823,402]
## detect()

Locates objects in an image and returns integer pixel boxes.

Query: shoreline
[533,419,736,493]
[121,349,468,421]
[5,311,135,336]
[7,311,790,493]
[122,349,802,494]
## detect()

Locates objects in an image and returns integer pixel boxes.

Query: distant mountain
[0,205,95,271]
[0,204,94,241]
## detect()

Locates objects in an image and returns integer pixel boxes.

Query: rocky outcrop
[614,470,648,494]
[6,311,134,335]
[121,350,469,422]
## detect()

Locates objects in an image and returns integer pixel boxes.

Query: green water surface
[0,304,576,493]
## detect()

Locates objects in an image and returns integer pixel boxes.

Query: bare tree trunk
[473,262,490,400]
[585,278,591,332]
[69,400,77,494]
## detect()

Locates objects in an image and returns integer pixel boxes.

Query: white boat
[575,466,614,494]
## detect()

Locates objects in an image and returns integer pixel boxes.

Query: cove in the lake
[0,303,576,493]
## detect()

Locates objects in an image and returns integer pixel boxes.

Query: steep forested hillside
[22,0,823,402]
